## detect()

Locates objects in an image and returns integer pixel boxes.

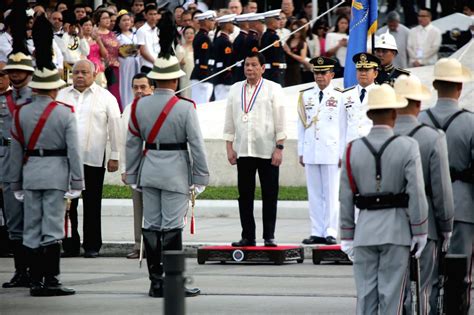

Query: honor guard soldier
[342,53,380,143]
[190,10,216,104]
[232,13,254,83]
[340,84,429,315]
[374,31,410,86]
[1,1,34,289]
[260,10,286,85]
[126,13,209,298]
[393,75,454,315]
[213,14,236,101]
[245,13,264,58]
[298,57,344,245]
[9,14,84,297]
[418,58,474,311]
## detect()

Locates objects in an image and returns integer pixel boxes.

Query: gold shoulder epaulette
[397,68,410,75]
[299,86,313,93]
[342,86,356,93]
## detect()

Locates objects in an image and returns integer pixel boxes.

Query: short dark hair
[144,4,158,14]
[245,52,266,66]
[74,3,87,10]
[191,10,203,19]
[78,17,92,26]
[132,73,153,87]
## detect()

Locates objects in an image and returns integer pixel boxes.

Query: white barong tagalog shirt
[223,78,286,159]
[57,83,122,167]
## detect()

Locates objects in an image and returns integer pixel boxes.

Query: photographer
[56,11,90,67]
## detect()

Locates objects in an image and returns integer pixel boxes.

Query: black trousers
[237,157,279,240]
[62,164,106,253]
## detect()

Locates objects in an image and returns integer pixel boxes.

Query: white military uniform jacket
[342,83,375,143]
[297,83,345,164]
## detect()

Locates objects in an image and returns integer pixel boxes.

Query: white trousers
[214,84,230,101]
[305,164,339,238]
[190,80,213,104]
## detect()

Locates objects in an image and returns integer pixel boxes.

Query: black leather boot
[142,228,163,298]
[43,243,75,296]
[29,247,48,296]
[162,229,200,297]
[2,240,30,288]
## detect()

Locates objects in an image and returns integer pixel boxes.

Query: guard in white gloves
[339,84,429,314]
[8,17,84,297]
[125,35,210,298]
[64,190,82,200]
[393,74,455,314]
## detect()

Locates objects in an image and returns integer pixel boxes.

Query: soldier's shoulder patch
[342,86,356,93]
[396,68,410,75]
[201,42,208,49]
[56,101,75,112]
[178,96,197,109]
[224,46,232,54]
[299,86,313,93]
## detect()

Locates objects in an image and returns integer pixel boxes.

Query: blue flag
[343,0,378,88]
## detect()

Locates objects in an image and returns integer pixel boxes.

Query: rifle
[436,249,446,315]
[410,249,421,315]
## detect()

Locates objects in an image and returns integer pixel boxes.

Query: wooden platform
[312,245,352,264]
[197,245,305,265]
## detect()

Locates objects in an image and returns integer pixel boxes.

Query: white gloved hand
[13,191,24,202]
[130,184,142,192]
[441,232,452,253]
[64,190,82,199]
[341,240,354,262]
[411,234,428,259]
[195,185,206,196]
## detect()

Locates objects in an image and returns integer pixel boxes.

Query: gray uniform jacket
[126,89,209,194]
[0,86,32,183]
[394,115,454,240]
[419,99,474,223]
[9,95,84,192]
[340,126,429,247]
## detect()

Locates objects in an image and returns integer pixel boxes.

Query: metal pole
[163,250,185,315]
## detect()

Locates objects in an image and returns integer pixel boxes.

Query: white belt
[265,63,287,69]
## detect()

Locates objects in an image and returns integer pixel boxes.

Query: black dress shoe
[84,251,99,258]
[264,239,277,247]
[126,250,140,259]
[325,236,337,245]
[302,236,327,245]
[231,239,256,247]
[61,251,80,258]
[2,271,30,288]
[185,287,200,297]
[149,280,163,298]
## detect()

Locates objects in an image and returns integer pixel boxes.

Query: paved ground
[0,257,356,315]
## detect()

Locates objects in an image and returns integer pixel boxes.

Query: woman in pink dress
[80,17,107,86]
[94,9,122,110]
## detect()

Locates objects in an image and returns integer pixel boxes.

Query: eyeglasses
[418,14,430,17]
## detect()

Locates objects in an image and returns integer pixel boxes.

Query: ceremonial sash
[5,91,16,115]
[129,97,141,137]
[14,101,59,163]
[144,96,180,155]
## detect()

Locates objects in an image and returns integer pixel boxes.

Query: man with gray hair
[376,11,410,69]
[57,59,122,258]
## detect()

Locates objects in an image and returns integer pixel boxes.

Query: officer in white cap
[232,13,256,83]
[340,84,428,315]
[190,10,216,104]
[260,9,286,85]
[213,14,236,101]
[374,31,410,86]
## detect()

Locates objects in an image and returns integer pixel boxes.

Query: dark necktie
[319,91,323,103]
[359,88,366,103]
